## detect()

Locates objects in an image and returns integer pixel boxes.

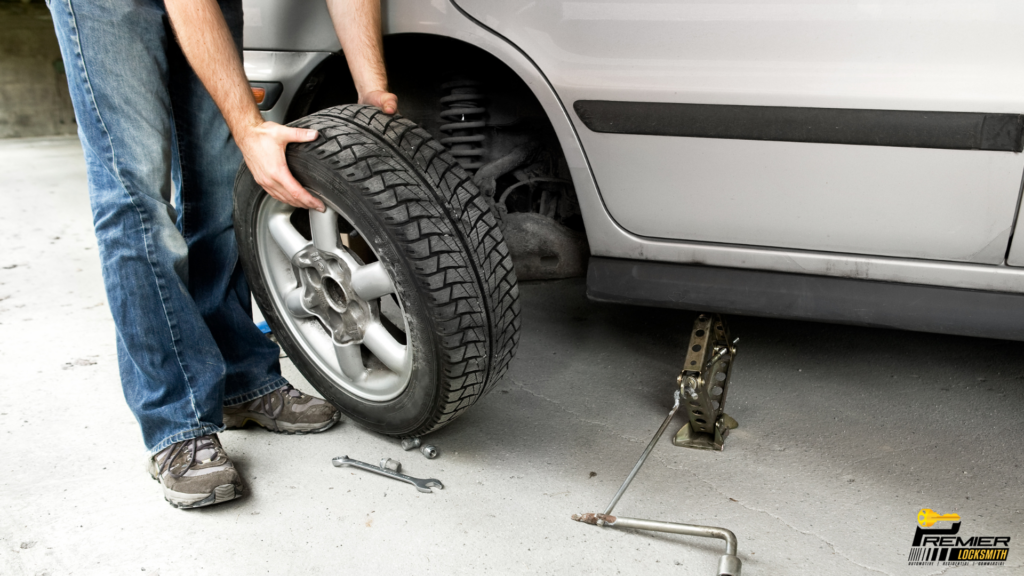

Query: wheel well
[287,34,548,139]
[287,33,588,239]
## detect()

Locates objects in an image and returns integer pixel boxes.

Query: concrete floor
[2,137,1022,576]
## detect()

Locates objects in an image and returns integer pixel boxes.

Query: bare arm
[326,0,398,113]
[165,0,325,211]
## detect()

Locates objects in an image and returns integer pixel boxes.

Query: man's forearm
[164,0,261,140]
[161,0,393,212]
[164,0,325,212]
[326,0,389,98]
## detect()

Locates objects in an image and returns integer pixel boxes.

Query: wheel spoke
[309,206,364,270]
[351,262,395,301]
[268,207,310,259]
[309,207,339,252]
[334,340,367,381]
[285,288,314,318]
[363,321,409,374]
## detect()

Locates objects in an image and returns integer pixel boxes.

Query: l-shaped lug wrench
[572,390,742,576]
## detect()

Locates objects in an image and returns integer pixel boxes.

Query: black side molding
[573,100,1024,152]
[587,257,1024,341]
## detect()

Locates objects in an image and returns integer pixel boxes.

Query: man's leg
[167,0,286,406]
[48,0,228,455]
[166,0,339,433]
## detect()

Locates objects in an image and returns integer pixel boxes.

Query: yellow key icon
[918,508,961,528]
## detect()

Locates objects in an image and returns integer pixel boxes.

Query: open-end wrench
[332,456,444,494]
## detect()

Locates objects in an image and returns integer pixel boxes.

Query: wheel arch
[285,29,597,190]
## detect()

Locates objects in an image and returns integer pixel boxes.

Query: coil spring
[439,80,486,172]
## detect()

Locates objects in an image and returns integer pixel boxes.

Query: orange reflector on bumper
[251,86,266,105]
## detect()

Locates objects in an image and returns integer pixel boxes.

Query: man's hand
[236,122,326,212]
[360,89,398,115]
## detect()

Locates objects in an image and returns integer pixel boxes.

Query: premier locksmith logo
[907,508,1010,566]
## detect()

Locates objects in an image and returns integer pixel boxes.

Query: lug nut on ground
[420,445,438,459]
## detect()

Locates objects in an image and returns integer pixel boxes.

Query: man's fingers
[271,127,319,210]
[277,126,319,144]
[238,120,324,211]
[258,170,325,213]
[273,185,325,213]
[280,176,325,213]
[380,93,398,115]
[360,90,399,115]
[272,164,325,212]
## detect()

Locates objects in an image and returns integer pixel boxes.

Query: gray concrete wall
[0,0,77,138]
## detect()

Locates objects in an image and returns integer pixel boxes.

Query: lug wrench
[573,390,742,576]
[332,456,444,493]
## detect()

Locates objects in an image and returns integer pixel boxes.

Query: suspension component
[439,80,486,172]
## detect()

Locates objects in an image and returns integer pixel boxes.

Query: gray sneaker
[148,434,243,509]
[223,384,340,434]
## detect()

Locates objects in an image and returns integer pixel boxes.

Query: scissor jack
[573,314,742,576]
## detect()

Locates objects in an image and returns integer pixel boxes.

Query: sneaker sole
[163,483,242,509]
[148,461,244,510]
[224,411,340,435]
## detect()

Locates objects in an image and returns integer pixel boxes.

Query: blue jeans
[49,0,287,454]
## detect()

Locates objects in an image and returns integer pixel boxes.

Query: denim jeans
[48,0,287,454]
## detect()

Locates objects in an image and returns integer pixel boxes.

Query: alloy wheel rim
[256,196,413,402]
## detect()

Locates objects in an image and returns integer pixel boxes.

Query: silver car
[237,0,1024,434]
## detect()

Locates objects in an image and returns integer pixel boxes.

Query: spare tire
[234,105,520,437]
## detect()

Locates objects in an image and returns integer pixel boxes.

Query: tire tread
[288,105,520,434]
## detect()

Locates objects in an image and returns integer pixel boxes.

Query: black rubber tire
[234,104,520,436]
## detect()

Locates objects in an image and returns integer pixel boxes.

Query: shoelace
[159,435,221,479]
[258,384,303,419]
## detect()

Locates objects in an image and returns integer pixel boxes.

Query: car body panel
[581,133,1020,263]
[452,0,1024,264]
[1008,202,1024,267]
[241,0,1024,296]
[242,1,339,52]
[452,1,1024,113]
[243,50,331,124]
